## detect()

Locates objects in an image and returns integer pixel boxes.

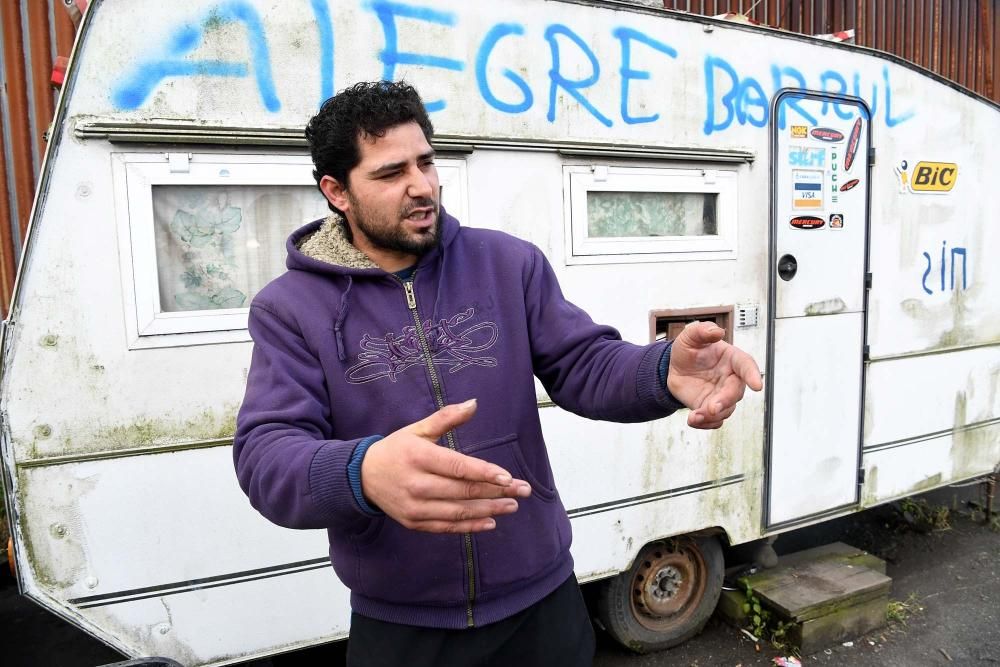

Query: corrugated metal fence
[667,1,998,101]
[0,1,997,315]
[0,0,77,315]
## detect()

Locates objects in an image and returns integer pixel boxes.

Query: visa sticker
[793,169,824,209]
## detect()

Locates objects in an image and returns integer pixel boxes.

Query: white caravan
[2,0,998,664]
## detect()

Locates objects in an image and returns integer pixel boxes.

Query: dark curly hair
[305,80,434,215]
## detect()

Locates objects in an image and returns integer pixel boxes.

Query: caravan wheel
[596,535,723,653]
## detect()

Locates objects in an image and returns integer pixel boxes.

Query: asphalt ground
[3,485,998,666]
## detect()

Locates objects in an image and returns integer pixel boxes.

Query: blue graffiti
[365,0,464,112]
[545,24,612,127]
[921,241,968,295]
[112,1,280,112]
[311,0,334,104]
[110,0,918,135]
[612,27,677,125]
[475,23,533,114]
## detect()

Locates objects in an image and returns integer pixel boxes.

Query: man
[234,81,762,666]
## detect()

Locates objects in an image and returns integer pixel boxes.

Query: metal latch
[167,152,191,173]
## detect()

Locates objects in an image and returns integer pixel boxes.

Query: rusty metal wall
[0,0,77,316]
[663,0,998,102]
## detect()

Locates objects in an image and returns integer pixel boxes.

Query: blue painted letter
[883,66,915,127]
[703,56,740,135]
[112,1,280,112]
[612,27,677,125]
[366,0,465,112]
[476,23,533,114]
[819,71,853,120]
[311,0,334,105]
[772,65,815,129]
[545,24,612,127]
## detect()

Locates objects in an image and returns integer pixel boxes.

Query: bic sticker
[790,215,825,229]
[896,160,958,193]
[829,213,844,229]
[788,146,825,167]
[793,169,824,209]
[791,125,808,138]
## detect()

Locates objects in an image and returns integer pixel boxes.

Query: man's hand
[667,321,763,430]
[361,399,532,533]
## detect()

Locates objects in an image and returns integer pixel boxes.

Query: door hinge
[863,344,870,361]
[858,468,866,484]
[868,147,876,166]
[865,272,872,289]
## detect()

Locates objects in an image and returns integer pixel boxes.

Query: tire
[596,534,724,653]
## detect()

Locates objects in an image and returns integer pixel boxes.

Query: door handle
[778,254,798,281]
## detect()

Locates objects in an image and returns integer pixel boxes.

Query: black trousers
[346,574,596,667]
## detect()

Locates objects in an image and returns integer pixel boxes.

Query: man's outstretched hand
[361,399,532,534]
[667,321,763,429]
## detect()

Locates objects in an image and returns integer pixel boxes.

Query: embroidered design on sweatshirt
[346,308,498,384]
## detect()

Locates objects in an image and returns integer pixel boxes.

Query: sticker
[844,118,863,171]
[790,215,825,229]
[829,213,844,229]
[793,169,824,208]
[791,125,808,138]
[811,127,845,142]
[896,160,958,193]
[788,146,826,167]
[840,178,860,192]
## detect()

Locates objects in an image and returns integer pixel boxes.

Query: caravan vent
[737,303,759,328]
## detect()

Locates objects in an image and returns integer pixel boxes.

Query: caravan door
[765,90,871,528]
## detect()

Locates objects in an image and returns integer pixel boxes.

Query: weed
[886,593,923,624]
[740,580,797,654]
[899,498,951,532]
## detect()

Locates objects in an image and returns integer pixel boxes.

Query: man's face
[322,122,441,262]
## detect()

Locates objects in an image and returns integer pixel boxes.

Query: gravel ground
[3,485,997,666]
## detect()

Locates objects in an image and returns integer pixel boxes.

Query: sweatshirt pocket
[463,434,568,595]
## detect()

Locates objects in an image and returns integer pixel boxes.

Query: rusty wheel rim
[629,539,707,632]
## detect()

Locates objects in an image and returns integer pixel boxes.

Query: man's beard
[348,193,441,257]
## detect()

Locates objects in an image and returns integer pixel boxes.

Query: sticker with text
[790,215,825,229]
[811,127,844,142]
[792,169,824,209]
[895,160,958,193]
[791,125,808,138]
[844,118,863,171]
[840,178,860,192]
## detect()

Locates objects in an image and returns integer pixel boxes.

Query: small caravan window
[114,153,467,348]
[564,165,737,264]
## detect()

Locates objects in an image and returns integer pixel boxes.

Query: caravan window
[115,153,467,348]
[564,165,737,264]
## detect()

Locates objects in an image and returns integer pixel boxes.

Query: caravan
[1,0,998,664]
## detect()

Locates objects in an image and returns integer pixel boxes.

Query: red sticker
[840,178,860,192]
[811,127,844,142]
[844,118,862,171]
[790,216,826,229]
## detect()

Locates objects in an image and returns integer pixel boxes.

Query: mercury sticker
[811,127,845,142]
[791,125,808,138]
[840,178,860,192]
[790,215,825,229]
[843,118,863,171]
[793,170,824,209]
[829,213,844,229]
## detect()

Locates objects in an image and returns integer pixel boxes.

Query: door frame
[762,88,874,531]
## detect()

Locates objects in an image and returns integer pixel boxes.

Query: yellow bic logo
[911,162,958,192]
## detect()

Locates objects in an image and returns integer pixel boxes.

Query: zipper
[400,274,477,628]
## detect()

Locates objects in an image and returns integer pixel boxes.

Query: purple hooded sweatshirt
[234,210,682,629]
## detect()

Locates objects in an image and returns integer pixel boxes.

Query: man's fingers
[405,399,479,441]
[733,349,764,392]
[418,442,518,486]
[405,498,520,523]
[413,475,533,501]
[407,518,499,534]
[678,320,726,348]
